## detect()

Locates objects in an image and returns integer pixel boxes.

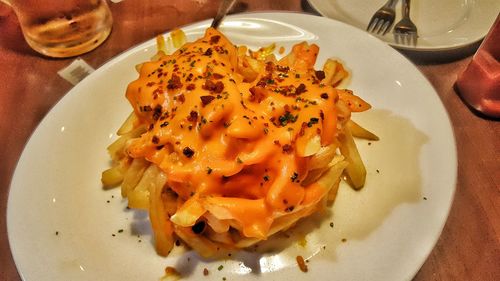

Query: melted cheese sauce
[125,28,342,238]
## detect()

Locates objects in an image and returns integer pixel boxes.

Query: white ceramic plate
[7,12,457,281]
[307,0,500,51]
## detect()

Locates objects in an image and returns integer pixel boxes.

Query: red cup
[455,15,500,118]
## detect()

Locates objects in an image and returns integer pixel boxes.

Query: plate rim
[306,0,498,51]
[7,11,458,281]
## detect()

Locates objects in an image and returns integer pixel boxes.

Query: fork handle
[386,0,399,8]
[402,0,411,18]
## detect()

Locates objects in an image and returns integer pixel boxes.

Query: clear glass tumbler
[2,0,113,58]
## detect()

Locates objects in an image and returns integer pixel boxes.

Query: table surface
[1,1,498,280]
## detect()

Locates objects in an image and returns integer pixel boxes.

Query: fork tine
[373,19,384,34]
[411,33,418,46]
[367,18,378,32]
[394,33,400,44]
[379,21,390,35]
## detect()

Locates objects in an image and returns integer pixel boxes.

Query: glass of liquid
[2,0,113,58]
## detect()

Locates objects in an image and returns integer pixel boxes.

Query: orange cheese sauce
[125,28,342,238]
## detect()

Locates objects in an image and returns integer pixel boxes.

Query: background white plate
[307,0,500,51]
[8,12,457,281]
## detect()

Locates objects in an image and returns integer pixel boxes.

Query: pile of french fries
[101,29,378,257]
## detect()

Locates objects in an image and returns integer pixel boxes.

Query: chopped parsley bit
[291,172,299,182]
[307,117,319,127]
[423,197,428,200]
[55,231,59,235]
[190,61,196,67]
[263,175,270,181]
[207,167,213,174]
[279,111,298,126]
[329,222,334,228]
[295,73,301,78]
[263,127,269,134]
[236,157,243,164]
[118,229,124,233]
[217,265,224,271]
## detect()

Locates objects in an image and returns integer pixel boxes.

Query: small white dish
[307,0,500,51]
[7,12,457,281]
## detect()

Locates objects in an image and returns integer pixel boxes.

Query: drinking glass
[1,0,113,58]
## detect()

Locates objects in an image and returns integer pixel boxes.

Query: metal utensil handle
[211,0,237,29]
[402,0,411,17]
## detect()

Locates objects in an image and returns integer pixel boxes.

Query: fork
[393,0,418,45]
[366,0,399,35]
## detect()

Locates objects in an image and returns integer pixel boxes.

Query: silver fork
[393,0,418,46]
[366,0,399,35]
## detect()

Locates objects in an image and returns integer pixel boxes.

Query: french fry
[347,119,379,140]
[338,89,371,112]
[173,226,222,258]
[323,58,349,87]
[117,111,138,136]
[127,164,164,209]
[308,144,337,170]
[339,127,366,189]
[107,125,146,161]
[121,158,149,197]
[101,166,124,188]
[147,167,173,256]
[170,197,206,227]
[170,29,187,48]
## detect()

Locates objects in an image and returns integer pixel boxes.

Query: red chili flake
[315,70,326,80]
[296,256,308,272]
[186,73,194,82]
[146,82,155,87]
[274,140,281,146]
[153,105,163,120]
[203,80,215,91]
[200,95,215,106]
[265,61,275,72]
[299,122,307,136]
[214,81,224,93]
[183,147,195,158]
[295,83,307,95]
[276,65,289,72]
[282,144,293,154]
[186,83,196,90]
[141,105,152,112]
[167,74,183,89]
[249,86,266,102]
[320,93,329,99]
[210,35,221,44]
[203,48,213,56]
[212,73,224,79]
[187,111,198,122]
[177,94,186,103]
[203,80,224,93]
[152,136,160,144]
[319,110,325,120]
